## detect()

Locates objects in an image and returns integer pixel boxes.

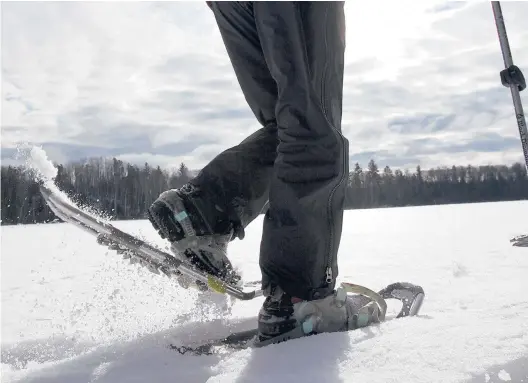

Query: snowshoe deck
[171,282,425,355]
[39,183,263,300]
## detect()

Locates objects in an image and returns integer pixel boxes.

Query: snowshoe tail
[39,183,263,301]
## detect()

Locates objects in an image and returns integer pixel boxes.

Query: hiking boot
[257,284,381,346]
[147,183,243,286]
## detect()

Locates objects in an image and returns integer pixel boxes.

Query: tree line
[346,159,526,208]
[1,157,527,225]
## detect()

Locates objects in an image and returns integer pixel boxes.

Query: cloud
[2,1,528,172]
[341,1,528,169]
[387,114,456,134]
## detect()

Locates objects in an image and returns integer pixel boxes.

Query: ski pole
[491,1,527,172]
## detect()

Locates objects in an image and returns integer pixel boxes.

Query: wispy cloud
[2,1,527,171]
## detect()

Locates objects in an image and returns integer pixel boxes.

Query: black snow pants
[191,1,349,301]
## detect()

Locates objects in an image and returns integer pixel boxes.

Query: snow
[25,146,58,182]
[498,370,512,381]
[2,198,528,382]
[20,145,112,221]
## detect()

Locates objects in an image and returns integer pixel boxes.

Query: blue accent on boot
[302,317,314,334]
[174,211,188,222]
[357,312,370,327]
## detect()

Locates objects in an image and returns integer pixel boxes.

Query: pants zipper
[320,6,347,288]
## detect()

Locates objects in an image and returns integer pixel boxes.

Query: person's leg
[251,1,353,342]
[189,1,279,234]
[148,2,278,283]
[254,1,349,301]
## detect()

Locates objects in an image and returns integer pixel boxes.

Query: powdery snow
[20,145,113,221]
[26,146,58,181]
[498,369,512,381]
[2,198,528,382]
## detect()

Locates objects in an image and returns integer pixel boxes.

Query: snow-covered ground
[2,200,528,382]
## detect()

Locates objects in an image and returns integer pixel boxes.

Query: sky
[2,1,528,173]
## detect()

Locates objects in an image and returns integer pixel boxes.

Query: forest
[1,157,527,225]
